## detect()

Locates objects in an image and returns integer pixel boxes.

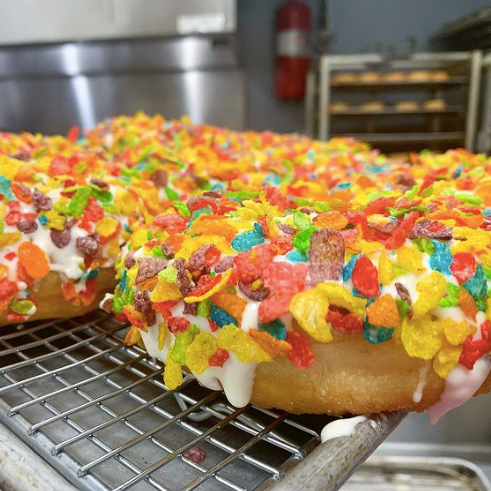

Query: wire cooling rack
[0,312,404,491]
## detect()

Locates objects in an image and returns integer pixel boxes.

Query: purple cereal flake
[395,282,413,319]
[161,241,175,258]
[51,227,71,248]
[238,280,270,301]
[32,189,53,212]
[183,302,198,316]
[124,250,136,269]
[186,244,212,273]
[395,172,416,192]
[203,190,224,198]
[215,256,233,273]
[76,236,101,258]
[17,220,38,234]
[278,224,296,235]
[175,258,195,296]
[368,221,399,235]
[151,169,168,188]
[409,219,452,241]
[11,151,31,161]
[308,228,345,285]
[135,258,168,284]
[134,290,152,314]
[182,446,206,463]
[299,208,314,215]
[91,179,109,190]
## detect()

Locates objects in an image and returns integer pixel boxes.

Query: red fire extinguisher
[275,0,311,100]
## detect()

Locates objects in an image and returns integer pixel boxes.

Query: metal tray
[0,312,403,491]
[345,456,491,491]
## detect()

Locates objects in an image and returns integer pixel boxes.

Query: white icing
[429,357,491,424]
[240,301,260,332]
[320,416,367,442]
[412,361,431,403]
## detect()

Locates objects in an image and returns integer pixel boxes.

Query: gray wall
[238,0,491,133]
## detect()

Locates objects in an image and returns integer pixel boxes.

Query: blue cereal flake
[343,253,362,281]
[336,182,351,189]
[0,175,14,201]
[285,249,308,262]
[210,305,237,327]
[363,321,394,345]
[119,270,128,293]
[463,264,488,311]
[429,240,452,275]
[82,269,99,280]
[263,173,281,186]
[38,215,48,225]
[259,318,287,340]
[231,222,264,252]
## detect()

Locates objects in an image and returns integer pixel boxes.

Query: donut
[3,114,491,422]
[95,118,491,420]
[395,101,419,112]
[0,119,200,323]
[359,101,385,112]
[423,99,446,111]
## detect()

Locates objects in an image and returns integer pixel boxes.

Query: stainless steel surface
[466,50,483,149]
[0,0,236,46]
[345,456,491,491]
[0,313,402,491]
[477,52,491,153]
[0,36,245,134]
[310,52,479,151]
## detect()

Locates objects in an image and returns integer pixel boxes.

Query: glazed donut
[0,115,378,324]
[0,123,197,323]
[101,129,491,420]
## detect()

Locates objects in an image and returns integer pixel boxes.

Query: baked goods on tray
[2,114,490,422]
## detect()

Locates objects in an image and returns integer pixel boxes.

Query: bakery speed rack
[0,312,404,491]
[305,52,482,152]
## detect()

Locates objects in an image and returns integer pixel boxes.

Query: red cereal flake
[5,210,22,226]
[204,246,221,268]
[208,348,229,366]
[0,278,18,300]
[384,211,419,250]
[11,183,32,204]
[346,211,369,237]
[270,234,294,254]
[187,274,222,298]
[122,306,146,330]
[67,126,80,142]
[4,252,16,261]
[153,214,187,233]
[363,196,396,216]
[48,156,71,176]
[182,446,206,463]
[167,316,191,334]
[286,331,314,369]
[152,300,179,313]
[234,244,277,283]
[351,255,380,297]
[450,253,476,284]
[258,262,308,323]
[327,306,363,334]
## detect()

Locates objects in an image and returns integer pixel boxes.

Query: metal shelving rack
[305,52,483,152]
[0,312,404,491]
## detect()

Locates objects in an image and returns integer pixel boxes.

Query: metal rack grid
[0,312,403,491]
